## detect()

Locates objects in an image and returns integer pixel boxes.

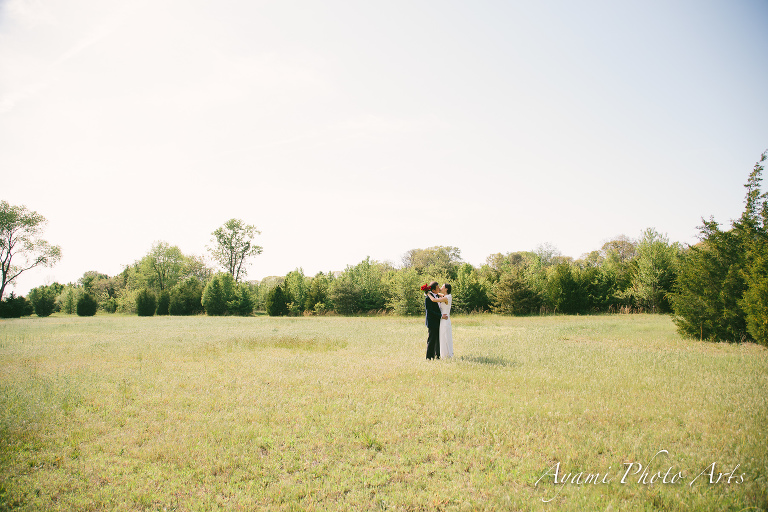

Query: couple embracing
[422,281,453,360]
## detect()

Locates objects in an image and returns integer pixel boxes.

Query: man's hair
[429,281,439,291]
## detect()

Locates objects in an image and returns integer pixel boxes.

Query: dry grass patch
[0,313,766,511]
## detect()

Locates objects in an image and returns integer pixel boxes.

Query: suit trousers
[426,322,441,359]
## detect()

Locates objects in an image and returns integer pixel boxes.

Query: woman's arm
[426,293,448,303]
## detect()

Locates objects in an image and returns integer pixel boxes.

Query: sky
[1,0,767,295]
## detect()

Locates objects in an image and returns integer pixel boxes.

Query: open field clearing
[0,314,766,511]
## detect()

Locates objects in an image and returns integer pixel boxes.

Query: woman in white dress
[427,283,453,359]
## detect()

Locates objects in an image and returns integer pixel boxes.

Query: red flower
[420,283,430,291]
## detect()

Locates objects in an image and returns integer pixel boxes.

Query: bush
[202,273,237,316]
[670,222,748,342]
[670,153,768,342]
[228,284,255,316]
[0,293,34,318]
[740,154,768,346]
[742,269,768,345]
[76,293,98,316]
[627,228,679,313]
[169,278,204,316]
[305,272,331,312]
[135,289,157,317]
[387,267,423,316]
[453,263,490,313]
[283,269,308,315]
[168,277,204,316]
[115,289,138,314]
[265,284,289,316]
[157,290,171,316]
[29,286,57,317]
[57,286,79,314]
[102,297,118,313]
[492,270,542,315]
[330,277,361,315]
[545,263,588,314]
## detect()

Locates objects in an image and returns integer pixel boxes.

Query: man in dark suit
[425,281,442,359]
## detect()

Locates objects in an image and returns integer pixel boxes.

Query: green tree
[402,246,462,280]
[330,274,362,315]
[253,276,283,312]
[228,284,255,316]
[57,286,79,314]
[669,154,768,342]
[579,265,615,312]
[284,268,308,314]
[671,223,747,342]
[739,151,768,345]
[76,293,98,316]
[144,241,185,291]
[29,284,58,317]
[452,263,490,313]
[119,262,152,295]
[305,272,331,312]
[266,284,289,316]
[742,251,768,345]
[0,293,33,318]
[0,201,62,300]
[136,289,157,317]
[492,269,542,315]
[545,262,587,314]
[182,254,215,283]
[600,236,637,303]
[102,297,118,313]
[628,228,680,313]
[202,273,237,316]
[156,290,171,315]
[387,267,423,316]
[347,257,391,312]
[169,277,205,316]
[208,219,263,281]
[534,243,566,267]
[525,245,566,301]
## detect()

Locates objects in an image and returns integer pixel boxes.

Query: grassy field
[0,313,766,511]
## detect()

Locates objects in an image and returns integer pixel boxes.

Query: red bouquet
[420,283,430,292]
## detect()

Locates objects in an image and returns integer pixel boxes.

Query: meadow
[0,313,766,511]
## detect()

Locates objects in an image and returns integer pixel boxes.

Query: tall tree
[545,262,587,314]
[629,228,680,313]
[670,152,766,342]
[739,151,768,345]
[492,267,541,315]
[387,267,423,316]
[402,246,462,280]
[671,220,747,341]
[305,272,331,312]
[600,235,638,300]
[208,219,263,282]
[453,263,490,313]
[283,268,308,313]
[266,284,289,316]
[0,201,61,300]
[143,241,184,291]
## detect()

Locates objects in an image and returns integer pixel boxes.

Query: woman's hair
[443,283,452,294]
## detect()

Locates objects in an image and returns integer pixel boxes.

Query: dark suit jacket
[425,292,442,328]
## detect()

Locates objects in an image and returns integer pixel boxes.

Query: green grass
[0,313,766,511]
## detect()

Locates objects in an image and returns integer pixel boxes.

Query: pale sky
[2,0,767,294]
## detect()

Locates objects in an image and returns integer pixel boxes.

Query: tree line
[0,235,676,318]
[2,152,767,346]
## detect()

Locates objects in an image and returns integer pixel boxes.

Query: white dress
[439,294,453,359]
